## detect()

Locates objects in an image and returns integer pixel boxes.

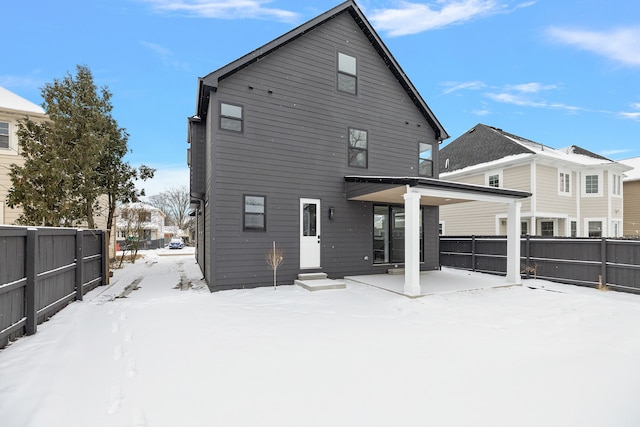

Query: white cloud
[441,80,486,94]
[369,0,536,36]
[547,26,640,67]
[485,82,582,112]
[618,103,640,121]
[140,41,190,70]
[142,0,299,22]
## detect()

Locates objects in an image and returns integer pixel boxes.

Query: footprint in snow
[107,385,122,415]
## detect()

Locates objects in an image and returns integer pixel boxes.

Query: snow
[0,86,45,115]
[2,250,640,427]
[620,156,640,181]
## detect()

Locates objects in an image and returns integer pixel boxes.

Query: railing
[0,226,107,348]
[440,235,640,294]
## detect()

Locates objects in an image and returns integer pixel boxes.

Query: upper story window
[348,128,368,168]
[612,173,622,196]
[337,53,357,95]
[486,170,502,188]
[584,173,601,196]
[244,195,266,231]
[559,171,571,195]
[0,121,9,149]
[419,142,433,177]
[220,103,243,132]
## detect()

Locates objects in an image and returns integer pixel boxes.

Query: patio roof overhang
[344,176,531,205]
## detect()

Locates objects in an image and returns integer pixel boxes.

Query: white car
[169,238,184,249]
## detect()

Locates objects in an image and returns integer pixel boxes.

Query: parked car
[169,238,184,249]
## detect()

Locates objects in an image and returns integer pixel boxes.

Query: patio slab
[345,267,519,297]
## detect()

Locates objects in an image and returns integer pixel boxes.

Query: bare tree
[265,241,284,289]
[116,204,150,267]
[147,186,190,227]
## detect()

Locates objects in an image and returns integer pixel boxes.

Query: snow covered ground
[1,249,640,427]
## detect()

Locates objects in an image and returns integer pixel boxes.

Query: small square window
[0,122,9,149]
[348,128,367,168]
[588,221,602,238]
[220,103,243,132]
[585,175,599,194]
[488,174,500,187]
[244,195,266,231]
[338,53,357,95]
[419,142,433,177]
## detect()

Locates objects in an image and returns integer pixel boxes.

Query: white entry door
[300,198,321,269]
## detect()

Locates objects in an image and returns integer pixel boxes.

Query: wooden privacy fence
[0,226,108,348]
[440,235,640,294]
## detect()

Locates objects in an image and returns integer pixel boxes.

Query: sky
[1,250,640,426]
[3,0,640,196]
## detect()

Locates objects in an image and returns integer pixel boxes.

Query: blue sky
[3,0,640,195]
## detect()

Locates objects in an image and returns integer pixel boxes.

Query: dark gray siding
[207,11,441,289]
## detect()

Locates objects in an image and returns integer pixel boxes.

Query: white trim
[485,169,503,188]
[558,168,572,196]
[584,217,606,238]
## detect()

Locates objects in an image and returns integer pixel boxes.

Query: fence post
[471,235,476,272]
[525,235,531,279]
[25,228,38,335]
[75,229,84,301]
[601,237,607,287]
[102,230,108,285]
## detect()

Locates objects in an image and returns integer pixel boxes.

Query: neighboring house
[619,157,640,238]
[0,86,48,224]
[187,1,530,295]
[439,123,631,237]
[115,202,166,250]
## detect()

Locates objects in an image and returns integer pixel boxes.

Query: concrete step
[388,268,405,275]
[297,272,328,281]
[295,278,346,292]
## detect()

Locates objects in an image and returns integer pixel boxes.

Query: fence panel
[440,235,640,294]
[0,226,107,348]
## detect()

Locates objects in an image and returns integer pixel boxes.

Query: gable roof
[0,86,45,115]
[440,123,625,174]
[195,0,448,141]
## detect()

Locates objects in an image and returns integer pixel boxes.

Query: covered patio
[345,176,531,297]
[345,267,516,297]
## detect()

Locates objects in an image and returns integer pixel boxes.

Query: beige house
[439,124,632,237]
[0,87,48,224]
[620,157,640,238]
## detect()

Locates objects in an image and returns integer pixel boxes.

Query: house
[115,202,166,250]
[439,123,632,237]
[620,157,640,238]
[0,86,48,224]
[187,1,530,295]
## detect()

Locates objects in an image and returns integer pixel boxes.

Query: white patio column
[403,190,421,296]
[506,200,522,284]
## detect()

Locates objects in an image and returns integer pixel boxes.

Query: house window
[220,103,243,132]
[486,171,501,188]
[0,121,9,149]
[348,128,368,168]
[521,221,528,236]
[571,221,577,237]
[585,174,599,194]
[337,53,357,95]
[588,221,602,238]
[419,142,433,177]
[559,171,571,194]
[540,221,554,236]
[244,195,266,231]
[612,174,622,196]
